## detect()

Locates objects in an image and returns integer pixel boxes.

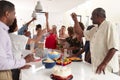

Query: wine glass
[30,41,35,53]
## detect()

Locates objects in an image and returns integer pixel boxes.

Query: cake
[51,66,73,80]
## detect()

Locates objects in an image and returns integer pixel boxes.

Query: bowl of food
[48,50,61,60]
[42,58,56,69]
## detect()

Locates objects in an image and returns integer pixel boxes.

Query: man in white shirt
[0,1,33,80]
[71,8,119,74]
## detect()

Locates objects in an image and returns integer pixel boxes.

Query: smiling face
[91,8,106,25]
[51,25,57,34]
[91,11,99,24]
[0,1,16,26]
[67,27,74,37]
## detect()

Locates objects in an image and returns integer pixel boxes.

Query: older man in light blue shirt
[0,21,26,70]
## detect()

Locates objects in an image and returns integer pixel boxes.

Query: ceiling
[9,0,89,13]
[7,0,90,26]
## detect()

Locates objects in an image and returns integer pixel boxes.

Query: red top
[45,33,57,49]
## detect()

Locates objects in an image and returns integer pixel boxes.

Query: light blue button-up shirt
[0,21,25,70]
[18,24,28,35]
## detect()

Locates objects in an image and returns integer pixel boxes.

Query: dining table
[20,60,120,80]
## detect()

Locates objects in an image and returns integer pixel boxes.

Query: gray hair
[93,8,106,18]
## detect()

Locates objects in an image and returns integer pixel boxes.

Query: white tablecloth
[21,61,120,80]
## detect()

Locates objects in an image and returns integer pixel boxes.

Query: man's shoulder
[101,20,116,29]
[103,20,114,26]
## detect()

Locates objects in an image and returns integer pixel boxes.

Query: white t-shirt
[9,33,30,59]
[84,20,119,72]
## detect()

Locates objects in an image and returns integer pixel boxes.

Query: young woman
[8,18,45,80]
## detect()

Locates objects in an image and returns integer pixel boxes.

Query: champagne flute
[61,49,64,67]
[30,41,35,54]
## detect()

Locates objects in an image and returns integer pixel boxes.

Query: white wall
[64,0,120,27]
[90,0,120,23]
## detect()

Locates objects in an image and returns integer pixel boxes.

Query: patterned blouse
[66,36,83,54]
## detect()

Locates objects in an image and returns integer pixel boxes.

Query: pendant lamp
[32,11,36,18]
[35,1,43,13]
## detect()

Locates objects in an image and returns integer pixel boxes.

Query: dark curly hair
[79,22,85,30]
[8,18,17,33]
[36,24,42,31]
[67,26,74,35]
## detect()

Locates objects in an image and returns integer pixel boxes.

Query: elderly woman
[64,26,84,58]
[45,12,58,49]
